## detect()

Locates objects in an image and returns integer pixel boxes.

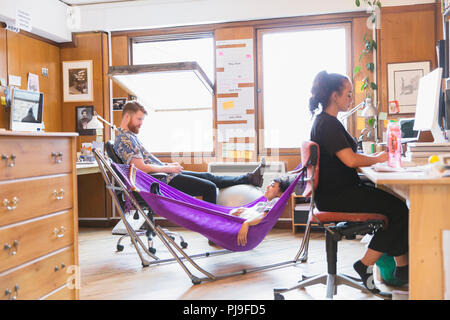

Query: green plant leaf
[371,40,377,50]
[368,118,375,127]
[366,62,374,72]
[353,65,362,75]
[359,51,367,62]
[370,82,377,90]
[356,0,360,7]
[377,1,382,8]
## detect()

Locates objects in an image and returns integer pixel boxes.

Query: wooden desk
[76,162,112,226]
[360,166,450,300]
[76,162,100,176]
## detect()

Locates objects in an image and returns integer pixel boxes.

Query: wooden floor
[78,226,403,300]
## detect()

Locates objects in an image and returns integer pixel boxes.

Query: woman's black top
[310,112,361,198]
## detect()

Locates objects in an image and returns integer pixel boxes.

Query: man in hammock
[114,101,266,205]
[230,176,290,246]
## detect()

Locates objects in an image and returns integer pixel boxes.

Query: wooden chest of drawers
[0,132,79,300]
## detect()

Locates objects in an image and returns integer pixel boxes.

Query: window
[131,34,215,153]
[258,25,349,151]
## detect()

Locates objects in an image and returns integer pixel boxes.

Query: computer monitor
[413,67,447,143]
[10,88,44,132]
[399,118,418,143]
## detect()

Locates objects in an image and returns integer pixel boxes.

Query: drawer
[0,136,72,181]
[0,246,75,300]
[41,284,76,300]
[0,210,74,273]
[0,174,73,226]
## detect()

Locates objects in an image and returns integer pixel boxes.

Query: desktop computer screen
[10,88,44,132]
[413,67,447,143]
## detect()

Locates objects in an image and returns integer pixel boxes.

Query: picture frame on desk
[63,60,94,102]
[387,61,430,114]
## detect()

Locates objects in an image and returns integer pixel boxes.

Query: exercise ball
[217,184,264,207]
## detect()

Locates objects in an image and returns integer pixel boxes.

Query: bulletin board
[215,27,256,161]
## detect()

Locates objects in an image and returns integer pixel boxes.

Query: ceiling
[59,0,144,6]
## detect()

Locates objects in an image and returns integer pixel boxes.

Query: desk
[76,162,112,226]
[360,166,450,300]
[76,162,100,175]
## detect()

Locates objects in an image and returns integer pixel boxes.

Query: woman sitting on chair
[230,177,290,246]
[308,70,409,294]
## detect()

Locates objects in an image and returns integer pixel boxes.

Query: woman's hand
[230,208,246,216]
[237,222,249,246]
[373,151,388,163]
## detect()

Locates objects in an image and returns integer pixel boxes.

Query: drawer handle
[3,197,18,210]
[5,284,19,300]
[1,154,16,167]
[54,263,66,272]
[4,240,18,256]
[53,189,65,200]
[51,152,63,164]
[53,226,66,238]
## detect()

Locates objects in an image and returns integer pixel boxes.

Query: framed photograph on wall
[63,60,94,102]
[112,97,127,110]
[75,105,95,136]
[387,61,431,114]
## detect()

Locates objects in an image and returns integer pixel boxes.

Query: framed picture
[113,97,127,110]
[75,105,95,136]
[387,61,431,114]
[63,60,94,102]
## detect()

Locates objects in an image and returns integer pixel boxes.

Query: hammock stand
[93,148,312,284]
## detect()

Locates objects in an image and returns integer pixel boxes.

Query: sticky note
[1,96,6,106]
[378,112,387,120]
[357,117,365,130]
[222,101,234,110]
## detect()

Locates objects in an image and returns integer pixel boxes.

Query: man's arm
[237,211,269,246]
[130,157,183,174]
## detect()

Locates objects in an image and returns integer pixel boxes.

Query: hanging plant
[353,0,382,100]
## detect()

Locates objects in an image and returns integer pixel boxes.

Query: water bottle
[387,120,401,168]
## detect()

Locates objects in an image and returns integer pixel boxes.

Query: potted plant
[354,0,382,143]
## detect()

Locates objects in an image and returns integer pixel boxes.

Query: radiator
[208,161,286,190]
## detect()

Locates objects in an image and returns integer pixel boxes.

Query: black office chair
[104,140,187,253]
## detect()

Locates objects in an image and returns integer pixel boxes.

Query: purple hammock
[113,163,305,252]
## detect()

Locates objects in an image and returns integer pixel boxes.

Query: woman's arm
[336,148,388,168]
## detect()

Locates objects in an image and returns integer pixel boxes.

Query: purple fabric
[113,163,305,252]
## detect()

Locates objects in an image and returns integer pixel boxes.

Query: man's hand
[237,222,249,246]
[164,163,183,174]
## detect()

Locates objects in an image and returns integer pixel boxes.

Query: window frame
[127,32,217,157]
[256,22,353,156]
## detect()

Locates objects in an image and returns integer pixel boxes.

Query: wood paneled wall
[0,4,439,172]
[378,3,440,119]
[0,29,62,132]
[60,32,111,151]
[0,29,8,129]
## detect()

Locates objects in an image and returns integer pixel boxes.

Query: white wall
[0,0,436,42]
[77,0,436,33]
[0,0,72,42]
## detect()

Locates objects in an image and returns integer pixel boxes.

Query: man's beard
[128,123,140,134]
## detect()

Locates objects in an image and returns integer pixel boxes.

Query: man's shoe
[247,157,266,188]
[150,182,162,196]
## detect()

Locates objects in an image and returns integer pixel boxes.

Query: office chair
[104,140,187,254]
[273,141,389,300]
